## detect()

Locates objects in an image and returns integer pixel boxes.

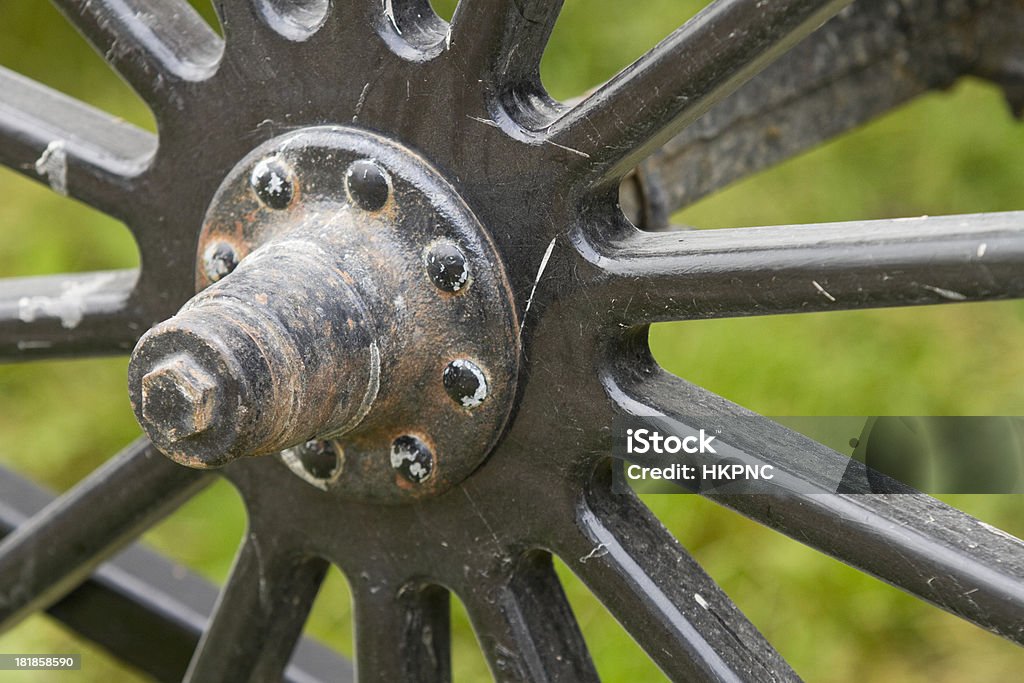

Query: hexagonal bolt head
[140,355,220,443]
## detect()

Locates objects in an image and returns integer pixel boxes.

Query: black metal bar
[458,551,600,682]
[0,270,143,361]
[447,0,564,90]
[51,0,222,107]
[352,582,451,683]
[584,211,1024,324]
[545,0,852,183]
[0,465,352,683]
[184,531,330,683]
[0,66,155,215]
[609,367,1024,644]
[0,438,209,631]
[549,472,800,682]
[620,0,1015,222]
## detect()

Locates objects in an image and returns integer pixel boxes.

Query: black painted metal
[0,465,352,683]
[0,0,1022,681]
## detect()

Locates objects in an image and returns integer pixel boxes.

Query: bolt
[250,156,295,209]
[140,354,219,442]
[345,159,390,211]
[425,240,470,293]
[390,435,434,484]
[202,242,239,282]
[443,359,488,408]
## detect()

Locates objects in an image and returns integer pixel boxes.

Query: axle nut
[140,354,219,442]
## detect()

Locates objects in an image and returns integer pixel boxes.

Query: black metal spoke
[585,211,1024,324]
[0,438,210,632]
[447,0,564,89]
[544,0,852,183]
[0,67,155,216]
[0,465,350,683]
[621,0,1024,226]
[458,551,599,682]
[609,367,1024,644]
[549,473,799,682]
[0,270,143,361]
[51,0,221,108]
[184,530,329,683]
[352,582,450,683]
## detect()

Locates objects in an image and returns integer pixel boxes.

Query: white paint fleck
[450,359,488,408]
[520,236,557,332]
[34,140,68,196]
[544,138,591,158]
[18,273,118,329]
[579,543,608,563]
[353,82,370,123]
[977,243,987,258]
[467,114,500,129]
[921,284,967,301]
[812,280,836,302]
[445,23,452,50]
[694,593,709,610]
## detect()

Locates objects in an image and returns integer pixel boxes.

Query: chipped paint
[34,140,68,196]
[579,543,609,563]
[18,273,117,329]
[812,279,836,302]
[921,284,967,301]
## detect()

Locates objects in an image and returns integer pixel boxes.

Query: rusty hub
[128,127,519,502]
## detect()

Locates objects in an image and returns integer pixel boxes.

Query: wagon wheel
[1,0,1024,681]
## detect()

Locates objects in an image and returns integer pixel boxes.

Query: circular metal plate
[198,127,519,503]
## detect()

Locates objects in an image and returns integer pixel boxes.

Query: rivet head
[250,157,295,209]
[425,240,470,293]
[202,242,239,283]
[345,159,390,211]
[140,354,219,442]
[443,359,488,409]
[390,435,434,484]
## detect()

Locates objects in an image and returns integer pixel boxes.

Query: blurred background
[1,0,1023,680]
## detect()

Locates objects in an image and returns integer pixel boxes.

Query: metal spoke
[184,530,329,683]
[621,0,1024,226]
[549,472,799,682]
[447,0,564,88]
[459,551,599,682]
[0,270,143,361]
[544,0,851,183]
[352,583,450,683]
[0,438,210,632]
[584,212,1024,325]
[0,465,350,683]
[0,67,155,215]
[609,367,1024,644]
[51,0,221,107]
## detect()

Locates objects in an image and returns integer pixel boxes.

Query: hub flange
[128,127,519,503]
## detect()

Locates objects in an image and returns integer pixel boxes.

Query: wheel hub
[128,127,519,502]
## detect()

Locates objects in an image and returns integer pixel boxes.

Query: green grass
[1,1,1023,681]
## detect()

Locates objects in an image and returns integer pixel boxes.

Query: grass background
[1,0,1023,680]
